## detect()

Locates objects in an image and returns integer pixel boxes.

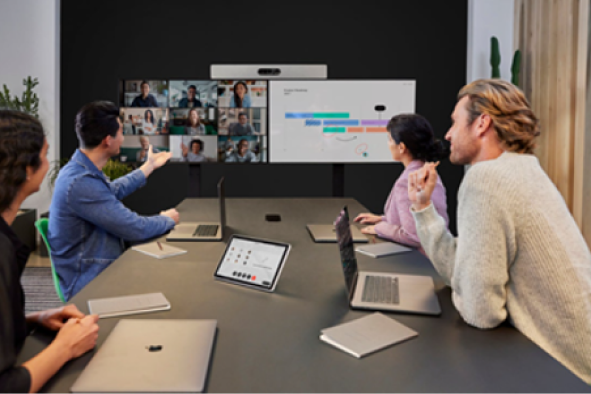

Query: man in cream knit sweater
[409,79,591,383]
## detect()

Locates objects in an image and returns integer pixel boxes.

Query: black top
[177,97,203,108]
[0,216,32,393]
[131,94,159,107]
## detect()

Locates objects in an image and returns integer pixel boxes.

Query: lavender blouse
[374,160,449,250]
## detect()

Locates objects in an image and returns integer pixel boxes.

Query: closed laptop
[71,319,217,393]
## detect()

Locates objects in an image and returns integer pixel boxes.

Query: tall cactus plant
[490,36,521,86]
[511,50,522,86]
[490,36,501,78]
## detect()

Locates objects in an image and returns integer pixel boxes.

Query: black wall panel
[61,0,467,233]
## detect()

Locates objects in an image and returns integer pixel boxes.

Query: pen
[156,241,163,251]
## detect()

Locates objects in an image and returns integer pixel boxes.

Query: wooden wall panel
[516,0,589,233]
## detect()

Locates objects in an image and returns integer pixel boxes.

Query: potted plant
[0,76,40,115]
[48,158,133,189]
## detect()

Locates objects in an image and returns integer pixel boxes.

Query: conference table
[19,198,590,392]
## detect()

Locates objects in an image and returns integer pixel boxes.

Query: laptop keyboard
[362,276,400,304]
[193,225,219,237]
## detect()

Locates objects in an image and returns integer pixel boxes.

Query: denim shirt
[48,150,175,300]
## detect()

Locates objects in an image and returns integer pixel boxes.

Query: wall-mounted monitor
[117,78,414,165]
[119,79,267,165]
[268,80,416,163]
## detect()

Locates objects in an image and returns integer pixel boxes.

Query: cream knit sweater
[412,152,591,383]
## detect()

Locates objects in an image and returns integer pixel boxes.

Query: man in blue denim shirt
[48,101,180,300]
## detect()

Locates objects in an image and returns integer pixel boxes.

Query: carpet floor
[21,267,64,313]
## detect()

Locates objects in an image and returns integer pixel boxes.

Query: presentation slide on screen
[269,80,416,163]
[217,238,287,287]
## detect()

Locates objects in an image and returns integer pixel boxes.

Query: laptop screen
[334,206,359,295]
[218,177,226,229]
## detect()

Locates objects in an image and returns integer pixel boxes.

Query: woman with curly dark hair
[0,110,99,393]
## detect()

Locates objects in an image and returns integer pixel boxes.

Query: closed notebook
[355,242,412,258]
[132,242,187,259]
[320,312,417,358]
[88,292,171,318]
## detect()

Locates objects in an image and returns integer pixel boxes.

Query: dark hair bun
[423,139,449,162]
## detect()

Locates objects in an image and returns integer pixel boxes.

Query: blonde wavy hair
[458,79,540,154]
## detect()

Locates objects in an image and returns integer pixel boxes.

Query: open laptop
[167,177,226,242]
[334,206,441,315]
[71,319,217,393]
[307,223,368,243]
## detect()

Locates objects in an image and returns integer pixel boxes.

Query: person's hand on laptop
[161,208,180,224]
[361,225,377,235]
[30,304,85,331]
[354,213,382,225]
[53,314,99,360]
[140,145,172,178]
[409,161,440,212]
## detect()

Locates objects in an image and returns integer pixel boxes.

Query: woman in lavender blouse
[355,114,449,251]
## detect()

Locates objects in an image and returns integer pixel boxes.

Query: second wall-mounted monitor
[268,80,416,163]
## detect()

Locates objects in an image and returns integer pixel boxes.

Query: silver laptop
[334,206,441,315]
[167,177,226,242]
[210,64,327,79]
[71,319,217,393]
[307,223,369,243]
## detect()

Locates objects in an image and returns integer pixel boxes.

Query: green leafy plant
[102,159,133,180]
[0,76,40,117]
[48,158,133,189]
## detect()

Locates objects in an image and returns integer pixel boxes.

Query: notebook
[132,242,187,259]
[320,312,417,358]
[71,319,217,393]
[355,242,412,258]
[88,292,171,318]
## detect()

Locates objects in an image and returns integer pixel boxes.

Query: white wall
[467,0,515,83]
[0,0,60,216]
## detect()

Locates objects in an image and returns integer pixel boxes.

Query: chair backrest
[34,218,65,303]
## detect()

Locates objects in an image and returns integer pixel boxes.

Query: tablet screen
[215,235,290,290]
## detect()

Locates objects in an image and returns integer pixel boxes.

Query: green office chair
[34,218,65,303]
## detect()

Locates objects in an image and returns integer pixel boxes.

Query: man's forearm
[411,203,458,285]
